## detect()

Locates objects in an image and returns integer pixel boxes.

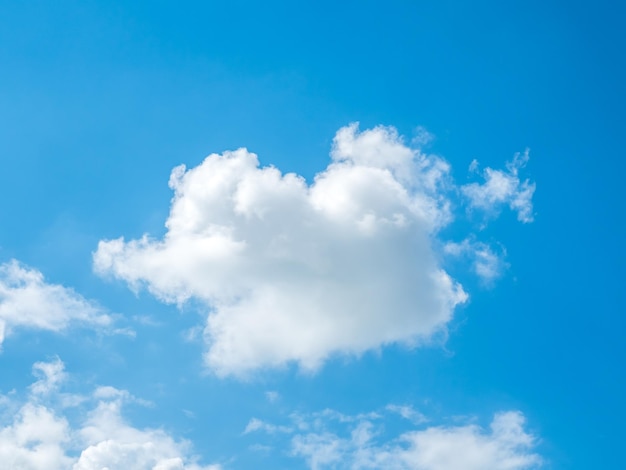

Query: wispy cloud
[243,406,542,470]
[444,238,509,284]
[0,260,114,348]
[461,150,536,223]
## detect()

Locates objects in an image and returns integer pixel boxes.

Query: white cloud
[0,402,74,470]
[249,407,542,470]
[93,123,468,376]
[29,357,67,396]
[384,412,542,470]
[0,260,113,348]
[385,404,428,425]
[74,398,217,470]
[0,359,220,470]
[94,123,534,376]
[461,150,536,223]
[443,239,508,284]
[243,418,292,435]
[292,432,345,470]
[411,126,435,147]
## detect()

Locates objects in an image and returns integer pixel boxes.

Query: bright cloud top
[94,123,534,376]
[0,359,219,470]
[0,260,112,348]
[246,406,542,470]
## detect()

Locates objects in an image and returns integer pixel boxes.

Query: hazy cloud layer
[94,124,534,376]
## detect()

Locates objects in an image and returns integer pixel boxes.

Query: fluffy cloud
[0,402,74,470]
[94,124,534,376]
[0,260,113,348]
[462,150,536,223]
[387,412,541,470]
[0,359,219,470]
[247,407,542,470]
[74,398,217,470]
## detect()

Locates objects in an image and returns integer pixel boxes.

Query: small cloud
[243,418,292,435]
[244,418,264,434]
[249,443,272,453]
[181,325,203,343]
[92,386,153,408]
[30,357,67,396]
[92,385,130,400]
[132,315,163,327]
[112,327,136,338]
[461,150,536,223]
[444,238,508,284]
[386,404,428,424]
[412,126,435,147]
[0,260,114,349]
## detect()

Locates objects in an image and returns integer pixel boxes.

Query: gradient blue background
[1,1,624,467]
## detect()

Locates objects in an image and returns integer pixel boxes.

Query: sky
[0,1,624,468]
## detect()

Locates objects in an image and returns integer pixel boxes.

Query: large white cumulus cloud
[94,124,533,376]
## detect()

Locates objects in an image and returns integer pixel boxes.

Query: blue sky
[0,1,624,468]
